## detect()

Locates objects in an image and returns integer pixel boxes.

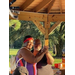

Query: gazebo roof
[9,0,65,14]
[9,0,65,21]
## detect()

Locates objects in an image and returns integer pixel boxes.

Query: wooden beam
[48,14,65,22]
[33,20,45,35]
[59,0,62,14]
[47,0,55,13]
[32,0,52,12]
[48,9,65,13]
[9,11,65,22]
[9,11,47,21]
[48,21,62,35]
[44,21,50,28]
[20,0,34,10]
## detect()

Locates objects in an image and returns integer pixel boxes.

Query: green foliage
[9,20,21,30]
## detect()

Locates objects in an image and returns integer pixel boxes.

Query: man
[15,35,48,75]
[32,39,54,75]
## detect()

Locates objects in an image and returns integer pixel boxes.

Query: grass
[9,49,62,66]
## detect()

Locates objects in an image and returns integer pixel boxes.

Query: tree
[9,20,21,30]
[48,22,65,57]
[56,22,65,57]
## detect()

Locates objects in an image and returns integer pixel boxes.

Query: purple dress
[16,57,37,75]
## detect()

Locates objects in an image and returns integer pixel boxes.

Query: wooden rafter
[48,21,62,35]
[47,0,55,13]
[33,20,45,35]
[32,0,52,12]
[9,0,65,15]
[20,0,34,10]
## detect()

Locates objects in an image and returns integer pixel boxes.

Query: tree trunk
[56,44,62,57]
[56,39,64,57]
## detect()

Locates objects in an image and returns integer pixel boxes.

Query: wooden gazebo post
[44,19,50,46]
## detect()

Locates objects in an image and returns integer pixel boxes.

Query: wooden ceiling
[9,0,65,14]
[9,0,65,22]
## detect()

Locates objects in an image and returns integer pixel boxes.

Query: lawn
[9,49,62,66]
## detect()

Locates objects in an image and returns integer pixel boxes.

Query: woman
[32,39,54,75]
[16,35,48,75]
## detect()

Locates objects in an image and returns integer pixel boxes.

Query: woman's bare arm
[46,52,54,65]
[20,48,48,64]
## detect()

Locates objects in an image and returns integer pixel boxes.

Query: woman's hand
[42,46,48,53]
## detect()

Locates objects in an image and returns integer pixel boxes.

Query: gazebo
[9,0,65,46]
